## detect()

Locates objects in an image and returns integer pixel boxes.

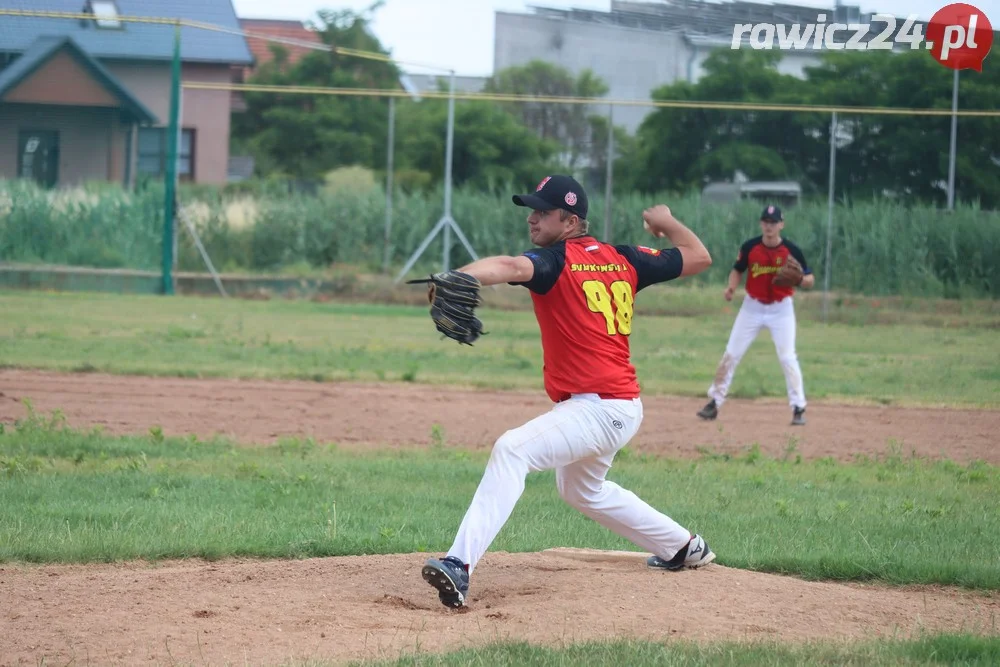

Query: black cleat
[791,406,806,426]
[422,556,469,609]
[697,400,718,421]
[647,535,716,570]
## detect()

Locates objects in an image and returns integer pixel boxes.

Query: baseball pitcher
[697,204,814,426]
[411,175,716,609]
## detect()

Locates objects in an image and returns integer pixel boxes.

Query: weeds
[3,179,999,297]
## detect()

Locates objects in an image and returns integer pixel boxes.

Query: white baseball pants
[708,295,806,408]
[447,393,693,574]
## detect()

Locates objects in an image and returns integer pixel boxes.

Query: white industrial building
[493,0,929,134]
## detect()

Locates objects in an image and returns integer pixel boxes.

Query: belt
[558,393,635,402]
[751,295,789,305]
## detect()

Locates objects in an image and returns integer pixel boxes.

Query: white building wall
[494,12,830,134]
[495,12,697,134]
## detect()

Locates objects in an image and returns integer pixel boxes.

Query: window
[18,130,60,188]
[137,128,195,181]
[89,0,122,29]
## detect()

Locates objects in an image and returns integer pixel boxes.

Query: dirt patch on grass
[1,370,998,464]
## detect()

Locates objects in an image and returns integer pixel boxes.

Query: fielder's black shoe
[697,400,718,420]
[647,534,716,571]
[791,406,806,426]
[422,556,469,609]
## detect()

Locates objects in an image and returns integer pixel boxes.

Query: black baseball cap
[760,204,783,222]
[512,175,588,220]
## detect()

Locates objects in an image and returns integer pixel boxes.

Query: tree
[231,7,568,192]
[804,50,1000,207]
[393,98,563,191]
[954,64,1000,208]
[631,49,815,193]
[581,112,636,193]
[484,61,615,174]
[629,47,1000,207]
[231,5,401,179]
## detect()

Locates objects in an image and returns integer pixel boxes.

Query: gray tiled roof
[0,0,252,64]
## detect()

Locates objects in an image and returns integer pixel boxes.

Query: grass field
[357,635,1000,666]
[2,287,999,664]
[1,290,998,407]
[2,406,999,589]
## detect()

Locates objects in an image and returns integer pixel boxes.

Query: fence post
[947,69,959,211]
[162,22,181,296]
[603,104,614,243]
[822,111,837,323]
[383,96,395,273]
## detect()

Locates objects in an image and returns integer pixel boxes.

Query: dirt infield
[1,370,999,666]
[2,370,999,464]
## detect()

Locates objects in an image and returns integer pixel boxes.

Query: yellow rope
[185,82,1000,117]
[5,8,997,117]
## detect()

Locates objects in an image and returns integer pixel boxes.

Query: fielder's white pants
[447,394,692,574]
[708,296,807,408]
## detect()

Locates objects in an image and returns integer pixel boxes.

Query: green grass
[2,291,999,407]
[343,635,1000,667]
[2,408,999,590]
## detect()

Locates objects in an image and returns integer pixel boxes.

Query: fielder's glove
[773,256,804,287]
[407,270,486,345]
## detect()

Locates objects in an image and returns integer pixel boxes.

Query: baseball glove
[773,256,804,287]
[406,270,486,345]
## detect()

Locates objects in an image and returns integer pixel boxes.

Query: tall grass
[0,179,162,269]
[2,178,998,298]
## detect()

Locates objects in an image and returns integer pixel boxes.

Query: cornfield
[1,179,998,299]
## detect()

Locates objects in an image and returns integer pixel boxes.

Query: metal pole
[180,209,228,298]
[397,217,448,280]
[394,70,479,283]
[603,104,614,243]
[823,111,837,323]
[162,22,181,296]
[947,68,959,211]
[173,75,183,285]
[442,70,456,272]
[383,96,395,273]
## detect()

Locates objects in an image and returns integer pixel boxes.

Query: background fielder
[697,204,814,426]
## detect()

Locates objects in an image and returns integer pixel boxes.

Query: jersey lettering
[572,263,628,273]
[749,262,781,279]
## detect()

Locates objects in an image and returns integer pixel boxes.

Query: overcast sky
[230,0,999,76]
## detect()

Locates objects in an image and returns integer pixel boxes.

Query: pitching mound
[3,549,998,665]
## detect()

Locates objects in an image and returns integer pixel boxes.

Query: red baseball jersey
[512,236,683,403]
[733,237,811,304]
